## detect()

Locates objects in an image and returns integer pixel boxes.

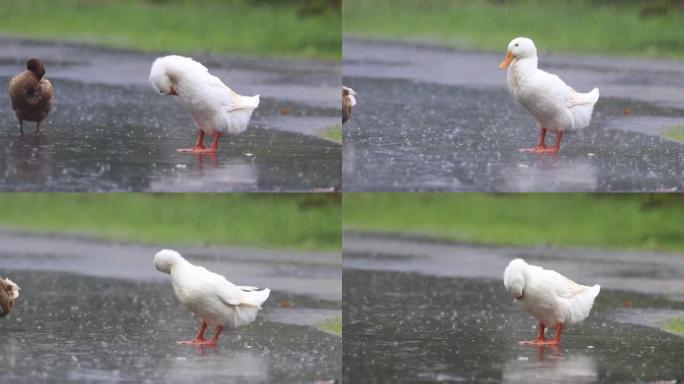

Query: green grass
[0,194,341,251]
[318,316,342,336]
[320,124,342,143]
[663,317,684,336]
[0,0,341,60]
[343,0,684,59]
[344,193,684,252]
[664,125,684,143]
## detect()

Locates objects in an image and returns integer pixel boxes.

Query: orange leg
[178,130,221,154]
[520,129,564,154]
[519,322,546,345]
[193,325,223,347]
[519,128,547,153]
[177,130,206,153]
[177,321,208,345]
[520,322,563,346]
[545,131,563,154]
[205,131,221,153]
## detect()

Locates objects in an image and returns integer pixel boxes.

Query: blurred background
[0,193,341,383]
[344,0,684,59]
[0,0,342,193]
[0,193,341,250]
[342,0,684,193]
[343,193,684,383]
[0,0,341,59]
[344,193,684,251]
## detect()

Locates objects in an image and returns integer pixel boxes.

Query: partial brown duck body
[9,58,54,134]
[342,86,356,124]
[0,278,19,318]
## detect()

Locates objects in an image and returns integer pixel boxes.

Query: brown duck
[342,86,356,124]
[0,277,20,318]
[9,58,54,134]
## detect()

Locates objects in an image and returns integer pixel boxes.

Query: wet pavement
[0,38,341,192]
[343,232,684,383]
[0,231,342,383]
[343,38,684,192]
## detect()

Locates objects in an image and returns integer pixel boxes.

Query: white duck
[149,55,260,154]
[503,258,600,345]
[154,249,270,346]
[499,37,599,153]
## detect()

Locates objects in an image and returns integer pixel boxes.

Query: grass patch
[344,193,684,252]
[318,316,342,336]
[343,0,684,59]
[663,317,684,336]
[0,194,341,251]
[664,125,684,143]
[320,124,342,143]
[0,0,341,60]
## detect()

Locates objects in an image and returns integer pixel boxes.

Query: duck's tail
[239,286,271,308]
[567,284,600,325]
[568,87,599,130]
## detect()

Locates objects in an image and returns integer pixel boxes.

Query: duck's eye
[515,43,519,47]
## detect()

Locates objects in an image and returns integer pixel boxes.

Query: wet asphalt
[342,38,684,192]
[0,231,342,383]
[0,38,341,192]
[343,232,684,383]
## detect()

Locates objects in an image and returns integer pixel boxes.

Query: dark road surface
[343,38,684,192]
[0,38,341,192]
[343,232,684,383]
[0,231,342,383]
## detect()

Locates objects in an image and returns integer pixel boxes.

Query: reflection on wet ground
[343,39,684,192]
[0,270,341,384]
[343,269,684,383]
[0,39,340,192]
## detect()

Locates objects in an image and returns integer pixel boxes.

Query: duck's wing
[0,279,13,317]
[542,268,591,298]
[195,267,265,308]
[3,278,19,299]
[201,74,259,112]
[22,79,53,107]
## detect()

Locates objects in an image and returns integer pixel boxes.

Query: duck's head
[149,57,179,96]
[503,258,527,300]
[342,86,357,106]
[498,37,537,70]
[26,58,46,79]
[154,249,184,274]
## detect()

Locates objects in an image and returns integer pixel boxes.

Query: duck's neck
[512,56,538,74]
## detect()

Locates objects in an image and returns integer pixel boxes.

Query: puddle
[343,269,684,383]
[0,270,341,383]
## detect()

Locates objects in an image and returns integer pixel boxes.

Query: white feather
[154,249,270,329]
[149,55,259,135]
[504,37,599,133]
[504,258,600,329]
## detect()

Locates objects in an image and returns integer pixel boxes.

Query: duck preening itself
[149,55,260,154]
[154,249,270,346]
[9,58,54,135]
[503,258,600,346]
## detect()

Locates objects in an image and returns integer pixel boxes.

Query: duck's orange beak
[498,50,514,70]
